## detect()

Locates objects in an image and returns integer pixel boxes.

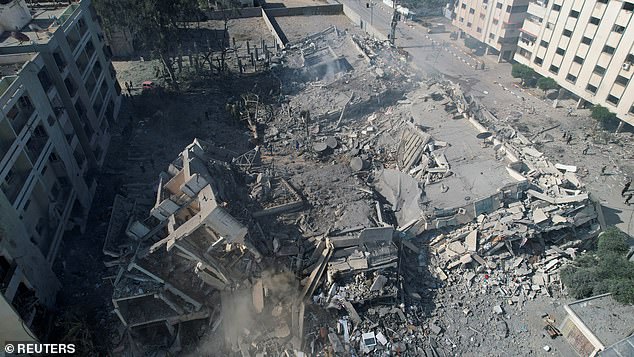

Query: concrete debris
[100,23,607,357]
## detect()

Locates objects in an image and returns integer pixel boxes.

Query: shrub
[536,77,559,93]
[511,63,538,86]
[591,105,620,129]
[560,227,634,303]
[464,37,480,50]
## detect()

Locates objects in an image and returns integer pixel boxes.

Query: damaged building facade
[0,0,121,341]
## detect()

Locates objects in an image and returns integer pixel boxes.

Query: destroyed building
[98,20,609,356]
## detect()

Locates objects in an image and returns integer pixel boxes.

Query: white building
[0,0,121,339]
[514,0,634,125]
[451,0,530,62]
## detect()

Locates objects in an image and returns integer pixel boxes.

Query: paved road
[339,0,634,236]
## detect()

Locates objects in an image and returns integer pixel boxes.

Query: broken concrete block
[252,280,264,314]
[447,241,467,257]
[459,254,473,265]
[429,323,443,335]
[465,230,478,252]
[533,208,548,224]
[370,275,388,291]
[493,305,504,315]
[375,331,388,345]
[435,267,448,281]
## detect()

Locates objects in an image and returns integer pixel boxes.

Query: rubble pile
[102,25,606,356]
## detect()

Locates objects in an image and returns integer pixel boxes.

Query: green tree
[93,0,201,89]
[536,77,559,94]
[464,37,480,50]
[560,227,634,304]
[591,105,619,129]
[511,63,537,87]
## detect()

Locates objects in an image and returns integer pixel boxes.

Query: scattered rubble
[102,25,605,356]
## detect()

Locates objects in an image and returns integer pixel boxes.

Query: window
[549,65,559,74]
[615,75,629,86]
[477,27,482,33]
[489,33,495,39]
[581,36,592,45]
[469,8,475,14]
[459,17,464,22]
[613,24,626,34]
[597,0,608,3]
[467,22,472,27]
[64,78,76,97]
[53,52,66,71]
[492,18,499,25]
[589,17,600,25]
[534,57,543,65]
[461,3,466,9]
[627,54,634,64]
[586,84,597,93]
[556,47,565,55]
[624,2,634,11]
[566,73,577,83]
[606,94,620,105]
[563,29,572,37]
[540,40,549,47]
[38,68,52,92]
[553,4,561,11]
[630,105,634,114]
[594,65,606,75]
[573,55,584,64]
[569,10,580,18]
[496,3,503,9]
[603,45,616,54]
[480,13,485,19]
[506,5,511,12]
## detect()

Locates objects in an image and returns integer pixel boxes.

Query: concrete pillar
[615,121,624,134]
[576,97,585,109]
[485,46,491,55]
[497,51,503,63]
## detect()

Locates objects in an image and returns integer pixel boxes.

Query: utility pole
[389,0,399,46]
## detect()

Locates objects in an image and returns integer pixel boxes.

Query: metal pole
[371,3,374,26]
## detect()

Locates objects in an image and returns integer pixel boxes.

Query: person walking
[626,193,633,205]
[622,178,632,197]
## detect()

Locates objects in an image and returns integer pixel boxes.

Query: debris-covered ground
[52,14,606,357]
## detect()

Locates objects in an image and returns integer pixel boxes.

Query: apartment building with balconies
[452,0,530,61]
[514,0,634,125]
[0,0,121,340]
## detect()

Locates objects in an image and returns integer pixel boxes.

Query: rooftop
[0,3,76,49]
[568,294,634,347]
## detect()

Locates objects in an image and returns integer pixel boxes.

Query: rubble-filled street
[50,6,618,357]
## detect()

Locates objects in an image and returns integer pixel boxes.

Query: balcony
[528,1,547,18]
[0,76,16,97]
[6,96,35,135]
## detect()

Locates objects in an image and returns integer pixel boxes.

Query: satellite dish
[476,131,493,140]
